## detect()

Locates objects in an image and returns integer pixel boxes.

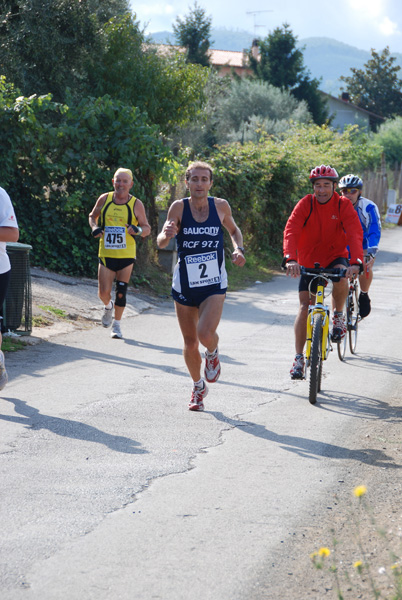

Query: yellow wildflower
[354,560,363,574]
[318,547,331,557]
[354,485,367,498]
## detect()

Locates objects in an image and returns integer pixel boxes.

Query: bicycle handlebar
[300,266,347,279]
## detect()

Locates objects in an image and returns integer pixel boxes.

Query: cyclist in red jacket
[283,165,364,379]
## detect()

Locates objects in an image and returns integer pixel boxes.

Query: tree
[249,24,328,126]
[340,47,402,121]
[172,1,212,66]
[374,117,402,165]
[0,0,130,102]
[0,3,208,135]
[214,78,311,143]
[90,14,209,135]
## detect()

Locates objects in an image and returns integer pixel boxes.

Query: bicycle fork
[305,290,331,364]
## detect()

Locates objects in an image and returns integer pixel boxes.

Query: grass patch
[38,305,68,319]
[131,262,172,298]
[32,315,53,327]
[2,335,28,352]
[226,251,281,291]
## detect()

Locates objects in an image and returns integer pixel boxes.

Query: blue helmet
[339,174,363,189]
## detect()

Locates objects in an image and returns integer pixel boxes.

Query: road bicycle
[337,275,359,361]
[301,264,347,405]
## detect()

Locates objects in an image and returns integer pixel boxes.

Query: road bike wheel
[309,313,323,405]
[317,354,323,392]
[337,325,347,361]
[337,290,348,361]
[349,284,359,354]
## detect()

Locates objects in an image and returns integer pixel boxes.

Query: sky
[130,0,402,54]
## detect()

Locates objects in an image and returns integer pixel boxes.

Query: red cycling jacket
[283,192,364,268]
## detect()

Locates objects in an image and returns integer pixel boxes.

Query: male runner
[157,161,246,411]
[89,168,150,339]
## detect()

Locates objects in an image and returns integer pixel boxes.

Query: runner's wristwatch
[236,247,245,254]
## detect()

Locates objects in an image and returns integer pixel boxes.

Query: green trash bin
[2,242,33,335]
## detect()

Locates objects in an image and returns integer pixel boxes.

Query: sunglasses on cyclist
[340,188,360,194]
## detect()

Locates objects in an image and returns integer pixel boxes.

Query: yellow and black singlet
[98,193,139,259]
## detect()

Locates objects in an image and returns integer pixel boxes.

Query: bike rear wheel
[349,284,359,354]
[309,313,323,405]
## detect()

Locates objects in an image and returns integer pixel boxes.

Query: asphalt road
[1,227,402,600]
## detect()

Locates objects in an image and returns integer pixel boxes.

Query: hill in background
[149,28,402,96]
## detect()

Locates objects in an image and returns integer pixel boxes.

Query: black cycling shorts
[299,257,349,293]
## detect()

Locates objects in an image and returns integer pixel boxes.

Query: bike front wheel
[309,313,323,405]
[337,329,347,361]
[349,285,359,354]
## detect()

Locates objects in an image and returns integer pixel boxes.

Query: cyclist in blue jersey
[157,161,246,412]
[339,174,382,318]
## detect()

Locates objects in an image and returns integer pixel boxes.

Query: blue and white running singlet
[172,197,227,305]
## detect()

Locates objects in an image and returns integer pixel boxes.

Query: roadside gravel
[29,266,161,341]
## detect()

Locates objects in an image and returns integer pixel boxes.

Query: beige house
[208,49,253,78]
[150,43,256,79]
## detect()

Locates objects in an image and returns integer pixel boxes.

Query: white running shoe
[111,320,123,339]
[189,380,208,411]
[0,350,8,391]
[102,301,114,328]
[204,347,221,383]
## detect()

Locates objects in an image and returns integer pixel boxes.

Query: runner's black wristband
[91,227,103,238]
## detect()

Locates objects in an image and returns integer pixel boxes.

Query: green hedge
[208,124,382,257]
[0,79,176,276]
[0,75,383,276]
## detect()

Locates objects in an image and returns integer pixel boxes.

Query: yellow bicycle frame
[305,281,331,362]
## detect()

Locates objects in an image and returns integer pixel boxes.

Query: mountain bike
[301,265,347,405]
[337,275,359,361]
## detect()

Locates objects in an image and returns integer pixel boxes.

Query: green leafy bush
[207,123,382,258]
[374,117,402,165]
[0,79,176,276]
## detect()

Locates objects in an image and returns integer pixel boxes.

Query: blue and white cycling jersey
[354,196,381,255]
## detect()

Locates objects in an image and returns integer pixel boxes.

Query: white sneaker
[102,301,114,327]
[111,320,123,339]
[189,380,208,411]
[0,350,8,391]
[204,347,221,383]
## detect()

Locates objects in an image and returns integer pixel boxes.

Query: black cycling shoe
[359,292,371,319]
[290,354,305,380]
[331,327,344,342]
[290,369,304,380]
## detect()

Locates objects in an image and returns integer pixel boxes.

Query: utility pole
[246,10,273,37]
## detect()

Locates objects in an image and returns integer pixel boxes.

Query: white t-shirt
[0,187,19,274]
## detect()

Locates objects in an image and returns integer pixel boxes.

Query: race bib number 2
[104,226,126,249]
[185,251,221,288]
